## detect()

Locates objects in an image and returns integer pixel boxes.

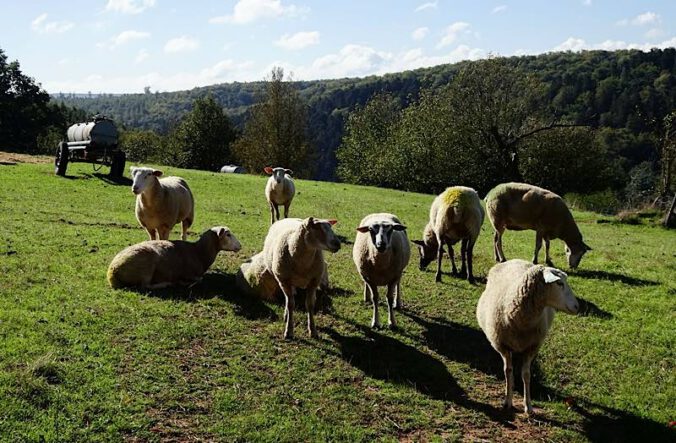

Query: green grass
[0,161,674,442]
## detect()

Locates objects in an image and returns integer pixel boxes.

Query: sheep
[264,166,296,225]
[484,182,592,269]
[476,259,580,415]
[130,166,195,241]
[352,213,410,328]
[262,217,341,339]
[412,186,485,284]
[107,226,241,289]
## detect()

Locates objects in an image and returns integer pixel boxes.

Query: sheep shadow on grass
[91,172,133,186]
[573,269,658,286]
[576,297,613,319]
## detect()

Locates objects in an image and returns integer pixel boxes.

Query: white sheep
[412,186,484,284]
[262,217,341,339]
[130,166,195,241]
[264,166,296,225]
[476,259,580,415]
[352,213,410,328]
[484,182,591,269]
[107,226,241,289]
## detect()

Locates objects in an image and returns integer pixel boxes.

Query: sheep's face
[265,166,293,184]
[213,227,242,252]
[357,222,406,253]
[412,240,437,270]
[565,241,591,269]
[542,267,579,314]
[130,167,162,195]
[304,217,341,253]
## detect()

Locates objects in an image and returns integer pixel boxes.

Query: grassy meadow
[0,159,674,442]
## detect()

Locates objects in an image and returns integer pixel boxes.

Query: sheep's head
[130,166,162,195]
[211,226,242,252]
[565,241,591,269]
[412,239,437,270]
[357,222,406,253]
[303,217,340,253]
[541,267,579,314]
[264,166,293,184]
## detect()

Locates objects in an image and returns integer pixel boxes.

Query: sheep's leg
[466,238,476,284]
[385,281,397,328]
[283,203,290,219]
[269,203,276,225]
[274,204,280,221]
[305,286,319,338]
[157,227,171,241]
[435,237,444,283]
[521,350,537,416]
[394,282,403,310]
[363,282,372,303]
[368,283,380,328]
[459,239,468,277]
[494,228,507,262]
[544,238,554,267]
[279,282,296,339]
[181,219,190,241]
[533,232,543,264]
[500,350,514,410]
[446,240,458,275]
[145,227,157,241]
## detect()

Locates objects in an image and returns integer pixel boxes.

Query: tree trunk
[664,194,676,228]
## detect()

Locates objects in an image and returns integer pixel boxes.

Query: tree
[233,67,314,176]
[120,129,163,163]
[165,95,236,171]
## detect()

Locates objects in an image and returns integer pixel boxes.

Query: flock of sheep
[106,165,591,416]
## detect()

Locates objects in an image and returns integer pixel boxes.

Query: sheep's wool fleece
[440,187,472,210]
[236,253,281,301]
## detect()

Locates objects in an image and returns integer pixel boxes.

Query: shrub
[565,190,623,215]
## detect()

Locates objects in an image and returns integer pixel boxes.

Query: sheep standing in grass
[476,259,580,415]
[264,167,295,225]
[263,217,340,339]
[107,226,241,289]
[412,186,484,284]
[130,167,194,241]
[353,213,410,328]
[484,182,591,269]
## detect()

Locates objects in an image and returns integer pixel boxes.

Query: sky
[1,0,675,94]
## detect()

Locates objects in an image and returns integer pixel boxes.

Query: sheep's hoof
[370,321,381,329]
[502,400,513,411]
[283,331,294,340]
[387,322,398,330]
[546,260,554,267]
[468,277,476,285]
[435,275,442,283]
[309,329,319,339]
[524,406,535,417]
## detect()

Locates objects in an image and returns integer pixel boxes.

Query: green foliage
[624,161,657,207]
[233,68,314,177]
[564,190,624,215]
[35,126,63,156]
[165,95,236,171]
[119,129,163,163]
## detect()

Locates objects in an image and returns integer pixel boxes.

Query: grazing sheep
[476,259,580,415]
[262,217,341,339]
[130,166,195,241]
[352,213,410,328]
[107,226,241,289]
[484,182,591,269]
[412,186,485,284]
[264,166,296,225]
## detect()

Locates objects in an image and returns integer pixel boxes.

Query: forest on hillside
[53,49,676,181]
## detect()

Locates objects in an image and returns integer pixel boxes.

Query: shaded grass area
[0,161,674,441]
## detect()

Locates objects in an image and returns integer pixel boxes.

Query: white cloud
[164,36,200,53]
[98,30,150,49]
[645,28,665,39]
[411,27,429,41]
[437,22,471,49]
[209,0,307,25]
[617,11,660,26]
[105,0,156,14]
[492,5,507,14]
[552,36,676,53]
[31,13,74,34]
[582,0,592,6]
[274,31,320,50]
[415,1,438,12]
[135,49,149,64]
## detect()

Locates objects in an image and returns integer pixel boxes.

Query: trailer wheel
[110,150,126,178]
[55,142,69,176]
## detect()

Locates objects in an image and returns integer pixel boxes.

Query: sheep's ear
[284,169,293,176]
[306,216,315,226]
[264,167,273,175]
[152,170,163,177]
[411,240,425,247]
[583,242,592,251]
[130,166,138,175]
[356,226,369,233]
[393,224,407,231]
[327,219,338,226]
[543,268,561,284]
[217,227,226,238]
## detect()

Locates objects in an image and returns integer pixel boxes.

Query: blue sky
[1,0,674,93]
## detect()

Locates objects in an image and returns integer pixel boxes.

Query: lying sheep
[107,226,241,289]
[353,213,410,328]
[264,166,296,225]
[262,217,341,339]
[130,167,194,241]
[476,259,580,415]
[412,186,484,284]
[484,182,591,269]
